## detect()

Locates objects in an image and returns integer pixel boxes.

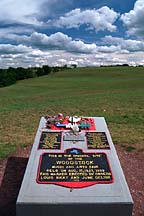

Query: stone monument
[16,114,133,216]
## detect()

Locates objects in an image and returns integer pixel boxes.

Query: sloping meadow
[0,66,144,159]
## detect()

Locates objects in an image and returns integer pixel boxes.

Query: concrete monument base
[16,117,133,216]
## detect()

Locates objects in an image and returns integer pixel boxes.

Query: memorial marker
[38,132,61,149]
[17,114,133,216]
[86,132,110,149]
[37,150,113,188]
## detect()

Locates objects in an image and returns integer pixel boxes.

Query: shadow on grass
[0,157,28,216]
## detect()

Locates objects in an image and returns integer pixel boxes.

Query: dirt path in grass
[0,145,144,216]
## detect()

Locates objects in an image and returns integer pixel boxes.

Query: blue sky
[0,0,144,68]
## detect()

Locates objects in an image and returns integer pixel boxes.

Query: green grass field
[0,66,144,159]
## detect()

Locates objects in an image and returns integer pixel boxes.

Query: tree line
[0,64,75,88]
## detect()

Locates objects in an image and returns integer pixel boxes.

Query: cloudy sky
[0,0,144,68]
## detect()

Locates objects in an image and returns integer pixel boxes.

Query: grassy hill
[0,66,144,159]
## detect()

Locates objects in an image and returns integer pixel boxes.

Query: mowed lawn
[0,66,144,159]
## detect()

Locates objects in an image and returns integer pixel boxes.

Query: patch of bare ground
[0,144,143,216]
[115,145,144,216]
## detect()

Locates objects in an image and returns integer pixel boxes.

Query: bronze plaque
[86,132,110,149]
[37,149,113,188]
[38,132,61,149]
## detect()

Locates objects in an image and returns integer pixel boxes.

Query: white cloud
[121,0,144,37]
[50,7,119,32]
[14,32,129,54]
[1,49,144,69]
[3,31,143,59]
[0,0,45,25]
[18,31,144,55]
[1,32,144,68]
[0,26,34,41]
[103,35,144,52]
[58,58,67,64]
[97,45,122,53]
[0,0,70,27]
[68,40,97,53]
[0,1,144,68]
[0,44,32,54]
[13,32,98,53]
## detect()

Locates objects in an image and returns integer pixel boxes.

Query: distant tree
[16,67,27,80]
[35,67,44,76]
[7,67,16,80]
[0,64,73,88]
[71,64,77,68]
[52,66,60,73]
[122,64,129,67]
[0,68,16,87]
[63,64,68,69]
[42,65,51,75]
[25,68,38,78]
